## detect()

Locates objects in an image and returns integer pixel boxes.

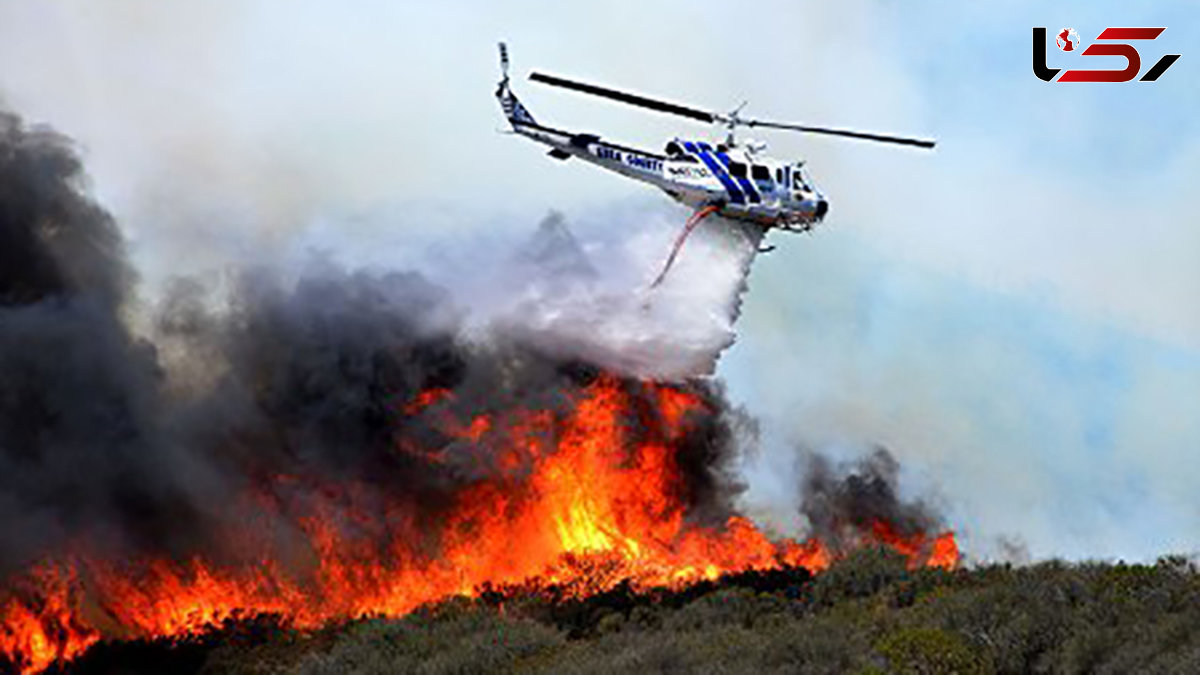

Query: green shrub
[876,626,985,674]
[293,610,564,675]
[663,587,788,632]
[811,546,910,608]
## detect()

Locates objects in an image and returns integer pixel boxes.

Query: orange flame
[0,377,957,673]
[0,567,98,675]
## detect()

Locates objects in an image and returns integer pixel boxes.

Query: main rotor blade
[530,72,716,123]
[528,71,935,148]
[746,120,936,148]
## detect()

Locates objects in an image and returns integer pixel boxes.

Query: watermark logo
[1056,28,1081,52]
[1033,27,1180,82]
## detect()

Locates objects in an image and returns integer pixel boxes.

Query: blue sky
[0,0,1196,561]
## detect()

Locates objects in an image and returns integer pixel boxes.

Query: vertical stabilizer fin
[496,42,537,127]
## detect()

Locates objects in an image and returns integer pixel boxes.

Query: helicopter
[495,43,935,286]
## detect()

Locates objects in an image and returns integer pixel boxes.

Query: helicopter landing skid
[777,220,817,233]
[649,204,722,288]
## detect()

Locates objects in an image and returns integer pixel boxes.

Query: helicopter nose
[815,199,829,219]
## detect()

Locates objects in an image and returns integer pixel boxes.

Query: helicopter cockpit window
[665,142,699,163]
[793,171,807,191]
[776,168,783,183]
[751,165,771,181]
[728,162,747,178]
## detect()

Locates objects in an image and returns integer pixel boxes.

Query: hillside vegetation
[54,549,1200,675]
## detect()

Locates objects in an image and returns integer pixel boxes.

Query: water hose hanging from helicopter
[650,204,721,288]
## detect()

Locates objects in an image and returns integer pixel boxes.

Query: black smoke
[0,109,754,581]
[0,110,193,573]
[0,112,130,308]
[799,447,945,554]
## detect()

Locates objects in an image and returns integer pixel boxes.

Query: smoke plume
[486,209,764,379]
[0,108,766,580]
[0,110,189,574]
[800,448,944,555]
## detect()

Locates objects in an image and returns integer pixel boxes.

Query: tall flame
[0,377,957,674]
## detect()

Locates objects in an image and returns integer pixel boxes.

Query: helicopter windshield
[792,166,813,191]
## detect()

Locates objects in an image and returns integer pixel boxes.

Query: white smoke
[496,210,763,380]
[400,206,765,381]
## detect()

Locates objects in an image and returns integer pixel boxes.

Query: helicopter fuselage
[495,41,929,234]
[510,119,828,231]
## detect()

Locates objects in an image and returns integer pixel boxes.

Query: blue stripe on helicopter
[702,143,761,204]
[684,141,744,204]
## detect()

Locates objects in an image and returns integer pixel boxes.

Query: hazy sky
[0,0,1196,562]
